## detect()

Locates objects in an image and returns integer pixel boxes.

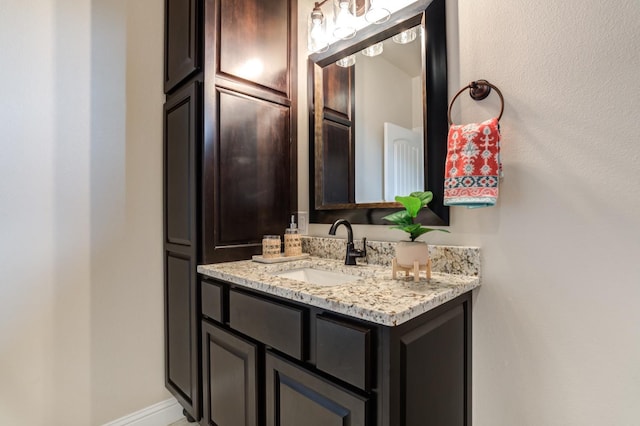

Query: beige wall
[0,0,167,424]
[300,0,640,424]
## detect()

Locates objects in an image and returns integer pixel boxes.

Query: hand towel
[444,117,501,208]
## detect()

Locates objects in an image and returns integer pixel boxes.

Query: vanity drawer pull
[316,315,371,391]
[229,290,305,360]
[201,279,224,322]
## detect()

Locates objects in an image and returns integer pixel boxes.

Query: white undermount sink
[272,267,360,286]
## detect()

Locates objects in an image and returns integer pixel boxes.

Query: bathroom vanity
[197,250,479,426]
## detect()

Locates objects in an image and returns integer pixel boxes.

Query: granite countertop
[197,254,480,327]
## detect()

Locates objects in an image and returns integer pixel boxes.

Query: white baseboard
[103,398,184,426]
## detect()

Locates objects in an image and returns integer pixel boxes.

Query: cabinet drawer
[229,290,305,360]
[201,279,223,322]
[316,315,371,391]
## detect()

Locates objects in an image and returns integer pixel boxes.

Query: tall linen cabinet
[163,0,297,420]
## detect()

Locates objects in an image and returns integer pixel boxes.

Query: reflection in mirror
[309,0,449,226]
[354,25,423,203]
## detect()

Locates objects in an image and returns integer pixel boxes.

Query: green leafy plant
[382,191,450,241]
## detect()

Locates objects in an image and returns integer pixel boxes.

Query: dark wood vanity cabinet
[200,277,472,426]
[164,0,297,421]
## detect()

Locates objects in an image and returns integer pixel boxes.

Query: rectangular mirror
[308,0,449,225]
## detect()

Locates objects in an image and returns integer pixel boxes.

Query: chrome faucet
[328,219,367,265]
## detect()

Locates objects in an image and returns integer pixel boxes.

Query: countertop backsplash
[302,236,481,278]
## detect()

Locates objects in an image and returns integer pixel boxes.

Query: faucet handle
[351,237,367,261]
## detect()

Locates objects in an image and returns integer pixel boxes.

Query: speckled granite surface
[302,236,481,277]
[198,241,480,326]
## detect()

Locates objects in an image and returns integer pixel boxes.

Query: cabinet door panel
[165,252,195,401]
[316,315,371,391]
[218,0,290,95]
[202,321,258,426]
[401,304,465,426]
[216,90,291,244]
[322,63,352,121]
[266,352,368,426]
[165,0,200,92]
[164,81,199,246]
[321,120,353,204]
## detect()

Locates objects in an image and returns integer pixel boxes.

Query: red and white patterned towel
[444,117,502,208]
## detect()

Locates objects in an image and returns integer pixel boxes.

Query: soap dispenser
[284,215,302,257]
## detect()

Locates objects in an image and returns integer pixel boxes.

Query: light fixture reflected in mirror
[336,54,356,67]
[308,0,415,53]
[361,42,383,57]
[333,0,357,40]
[365,0,390,24]
[392,28,417,44]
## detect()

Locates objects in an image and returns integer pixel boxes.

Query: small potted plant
[382,191,449,267]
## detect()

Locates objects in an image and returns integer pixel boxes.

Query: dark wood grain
[323,63,352,121]
[165,250,201,420]
[229,289,305,360]
[265,351,369,426]
[383,292,472,426]
[164,81,199,246]
[218,0,290,96]
[201,279,223,322]
[316,315,371,391]
[199,279,473,425]
[163,79,202,421]
[201,320,259,426]
[164,0,201,92]
[164,0,297,419]
[321,120,353,205]
[216,90,291,243]
[202,0,297,264]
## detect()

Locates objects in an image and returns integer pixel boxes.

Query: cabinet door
[321,120,353,204]
[165,251,199,419]
[165,0,201,92]
[265,352,369,426]
[202,321,259,426]
[311,62,355,208]
[397,301,468,426]
[203,88,294,262]
[202,0,297,263]
[164,79,201,420]
[164,80,200,247]
[217,0,292,96]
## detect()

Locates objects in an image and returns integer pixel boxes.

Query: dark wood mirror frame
[308,0,449,226]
